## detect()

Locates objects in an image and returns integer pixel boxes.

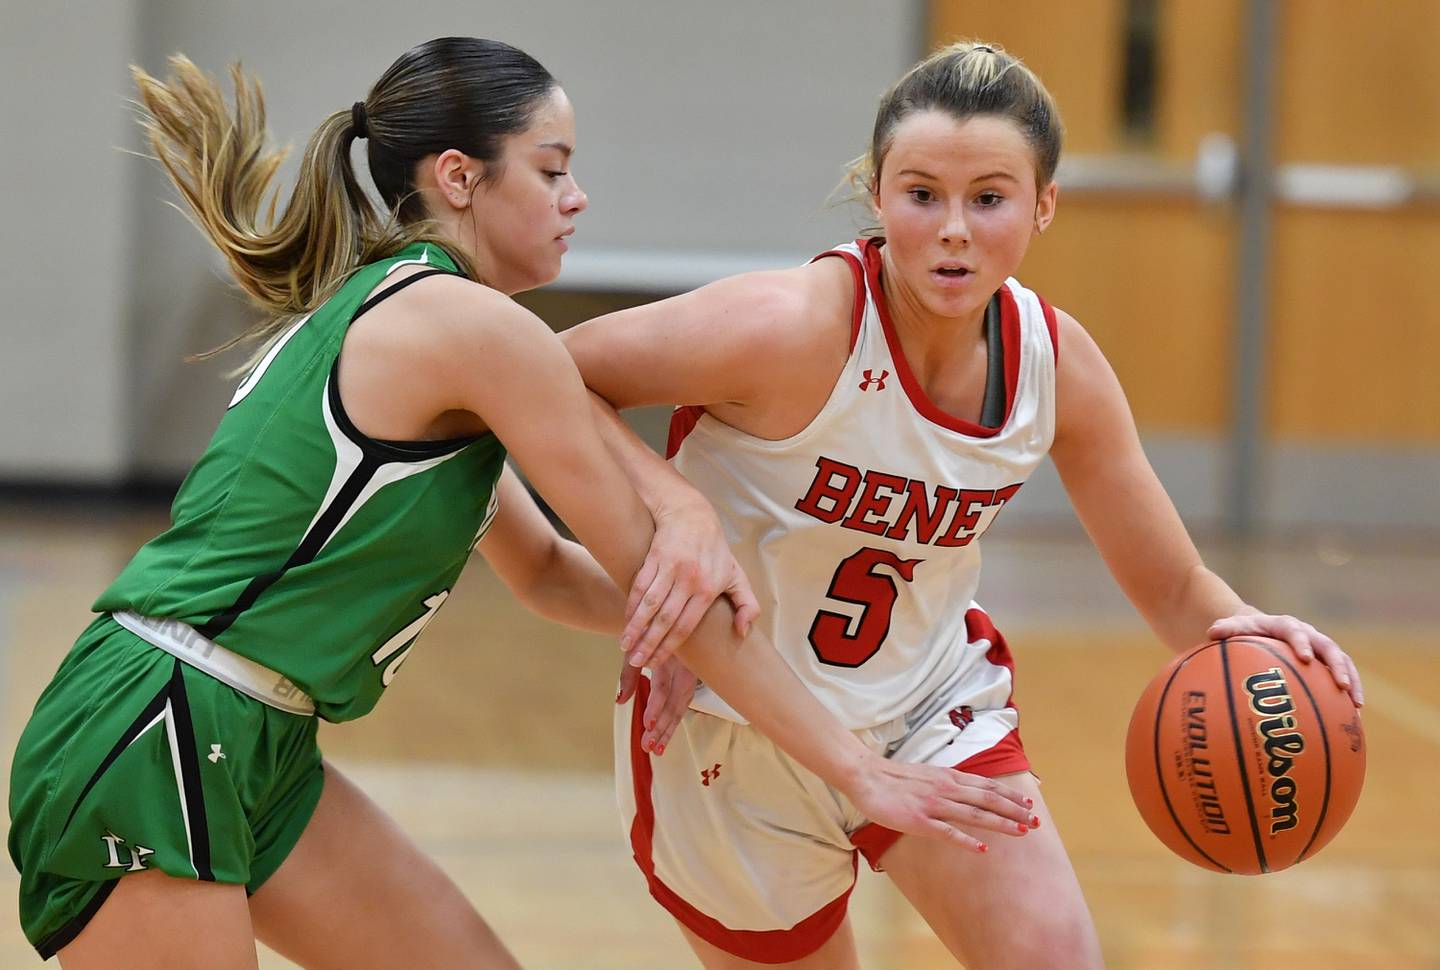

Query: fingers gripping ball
[1124,637,1366,874]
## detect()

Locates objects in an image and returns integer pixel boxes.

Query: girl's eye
[908,187,935,204]
[545,170,568,180]
[975,192,1003,206]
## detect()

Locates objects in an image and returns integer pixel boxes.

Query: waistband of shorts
[111,611,316,716]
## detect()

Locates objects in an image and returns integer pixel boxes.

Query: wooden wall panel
[928,1,1127,155]
[1269,208,1440,441]
[930,1,1440,444]
[1158,0,1244,160]
[1275,0,1440,166]
[1020,198,1234,432]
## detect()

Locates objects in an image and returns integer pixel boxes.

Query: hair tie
[351,101,369,140]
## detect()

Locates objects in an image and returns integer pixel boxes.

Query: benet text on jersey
[793,456,1022,547]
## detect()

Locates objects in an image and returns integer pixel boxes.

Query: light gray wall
[1,3,139,482]
[3,0,921,481]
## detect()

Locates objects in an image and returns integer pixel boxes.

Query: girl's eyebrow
[895,168,1020,183]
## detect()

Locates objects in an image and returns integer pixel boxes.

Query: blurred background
[2,1,1437,967]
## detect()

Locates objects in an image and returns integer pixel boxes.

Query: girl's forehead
[884,112,1035,175]
[517,88,575,141]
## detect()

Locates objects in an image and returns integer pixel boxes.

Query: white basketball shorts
[614,607,1030,963]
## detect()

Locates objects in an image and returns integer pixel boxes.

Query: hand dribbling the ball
[1207,611,1363,707]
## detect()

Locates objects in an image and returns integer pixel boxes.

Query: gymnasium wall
[3,1,1435,533]
[0,4,138,483]
[1,1,920,481]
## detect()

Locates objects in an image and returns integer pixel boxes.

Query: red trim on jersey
[860,237,1021,437]
[851,607,1029,871]
[1038,295,1059,365]
[666,405,706,460]
[626,677,855,962]
[810,247,867,352]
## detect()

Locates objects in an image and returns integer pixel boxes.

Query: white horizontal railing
[1057,134,1440,209]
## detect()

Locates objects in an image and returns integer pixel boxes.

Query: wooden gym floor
[0,500,1435,968]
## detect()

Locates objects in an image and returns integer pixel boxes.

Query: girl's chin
[919,290,986,320]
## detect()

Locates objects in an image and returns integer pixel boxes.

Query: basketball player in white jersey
[564,41,1364,969]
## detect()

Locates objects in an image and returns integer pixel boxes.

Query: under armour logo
[858,369,889,391]
[948,705,975,730]
[701,763,722,787]
[101,832,155,872]
[208,744,226,763]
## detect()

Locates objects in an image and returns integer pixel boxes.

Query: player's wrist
[829,742,881,800]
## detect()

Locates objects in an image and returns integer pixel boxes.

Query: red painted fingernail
[656,743,665,755]
[1024,797,1034,808]
[1016,823,1028,834]
[977,842,989,853]
[1030,815,1041,828]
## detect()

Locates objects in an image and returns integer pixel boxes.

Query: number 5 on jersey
[808,548,922,667]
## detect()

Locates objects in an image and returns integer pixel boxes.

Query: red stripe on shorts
[627,676,856,963]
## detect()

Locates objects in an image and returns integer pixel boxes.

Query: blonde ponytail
[131,55,460,361]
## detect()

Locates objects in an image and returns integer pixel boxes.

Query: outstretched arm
[415,277,1036,847]
[1049,309,1363,705]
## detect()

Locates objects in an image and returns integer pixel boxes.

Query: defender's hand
[621,499,759,670]
[844,753,1038,853]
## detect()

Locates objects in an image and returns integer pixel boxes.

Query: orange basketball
[1124,636,1366,874]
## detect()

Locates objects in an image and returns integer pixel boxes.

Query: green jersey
[94,243,505,722]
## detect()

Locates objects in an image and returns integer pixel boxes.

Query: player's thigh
[677,918,860,970]
[247,761,519,970]
[881,773,1102,970]
[59,870,257,970]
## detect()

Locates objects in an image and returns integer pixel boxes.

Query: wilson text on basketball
[1243,668,1305,834]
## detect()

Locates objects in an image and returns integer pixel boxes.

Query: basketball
[1124,636,1366,874]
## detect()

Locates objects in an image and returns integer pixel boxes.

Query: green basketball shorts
[8,615,324,958]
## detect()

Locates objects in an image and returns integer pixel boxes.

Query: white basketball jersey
[672,238,1059,729]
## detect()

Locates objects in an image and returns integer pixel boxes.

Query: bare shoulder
[687,259,849,347]
[343,272,568,415]
[362,273,553,358]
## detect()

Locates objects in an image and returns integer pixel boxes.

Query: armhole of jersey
[335,267,485,462]
[1037,295,1060,366]
[350,267,456,324]
[810,249,866,352]
[666,405,705,460]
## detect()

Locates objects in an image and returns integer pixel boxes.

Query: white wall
[0,3,139,482]
[3,0,921,480]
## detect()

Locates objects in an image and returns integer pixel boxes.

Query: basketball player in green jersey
[7,38,1040,969]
